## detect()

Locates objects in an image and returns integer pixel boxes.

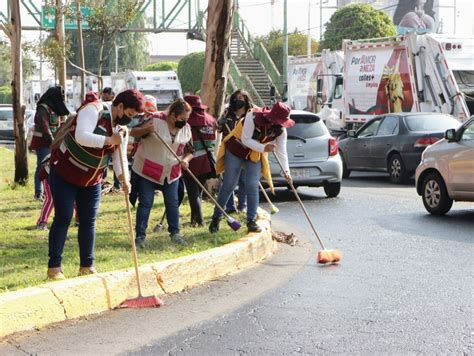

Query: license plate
[290,168,310,179]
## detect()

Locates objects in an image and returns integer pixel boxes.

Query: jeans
[182,172,207,225]
[135,173,180,238]
[213,151,261,222]
[48,167,101,268]
[225,170,247,211]
[34,146,50,196]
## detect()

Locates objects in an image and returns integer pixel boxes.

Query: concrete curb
[0,209,276,339]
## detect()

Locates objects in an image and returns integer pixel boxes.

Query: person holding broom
[209,102,294,234]
[46,89,144,280]
[131,98,193,248]
[217,89,253,213]
[182,95,217,227]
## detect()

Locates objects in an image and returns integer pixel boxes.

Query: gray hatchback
[267,110,343,197]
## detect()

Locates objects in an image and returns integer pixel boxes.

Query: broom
[117,136,163,308]
[152,131,241,231]
[223,123,278,215]
[272,152,341,264]
[259,182,279,214]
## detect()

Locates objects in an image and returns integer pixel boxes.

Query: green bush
[144,61,178,72]
[0,86,12,104]
[177,52,205,94]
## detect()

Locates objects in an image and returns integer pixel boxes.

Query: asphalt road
[1,173,472,355]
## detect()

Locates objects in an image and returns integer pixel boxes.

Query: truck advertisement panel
[287,60,318,112]
[344,45,416,123]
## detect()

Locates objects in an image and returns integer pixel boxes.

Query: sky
[0,0,472,70]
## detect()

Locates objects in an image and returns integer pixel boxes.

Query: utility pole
[307,2,311,58]
[55,0,66,90]
[283,0,288,92]
[76,0,85,102]
[320,0,323,41]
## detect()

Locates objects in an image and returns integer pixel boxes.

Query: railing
[229,59,265,107]
[231,11,284,96]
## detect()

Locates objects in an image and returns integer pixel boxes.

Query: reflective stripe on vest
[63,133,110,170]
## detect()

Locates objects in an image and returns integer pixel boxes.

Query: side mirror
[444,128,456,142]
[348,130,356,138]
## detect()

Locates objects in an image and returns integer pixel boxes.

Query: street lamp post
[283,0,288,95]
[114,41,127,74]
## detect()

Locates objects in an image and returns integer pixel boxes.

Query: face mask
[234,100,246,109]
[115,113,132,126]
[175,120,186,129]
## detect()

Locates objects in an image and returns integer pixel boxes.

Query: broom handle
[224,123,273,206]
[151,131,233,221]
[259,182,274,207]
[272,152,326,250]
[117,137,143,297]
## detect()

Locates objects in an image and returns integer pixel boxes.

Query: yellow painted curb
[0,209,276,339]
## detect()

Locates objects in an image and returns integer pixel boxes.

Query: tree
[144,61,178,72]
[85,0,142,89]
[0,42,36,87]
[177,52,205,94]
[200,0,234,118]
[320,4,397,51]
[1,0,28,184]
[257,29,318,73]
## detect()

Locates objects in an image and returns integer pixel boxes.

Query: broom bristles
[317,249,342,264]
[227,217,241,231]
[119,295,163,309]
[270,204,279,214]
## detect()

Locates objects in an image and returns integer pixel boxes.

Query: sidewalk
[0,209,276,339]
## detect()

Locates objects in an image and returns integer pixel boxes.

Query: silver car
[268,110,343,197]
[415,117,474,215]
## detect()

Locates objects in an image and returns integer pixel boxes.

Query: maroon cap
[263,102,294,128]
[184,95,208,110]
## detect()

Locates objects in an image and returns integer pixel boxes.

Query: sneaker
[47,267,66,281]
[209,216,221,233]
[36,222,48,231]
[78,266,98,276]
[34,193,44,202]
[247,220,262,233]
[237,207,247,214]
[225,208,237,214]
[135,236,146,249]
[170,232,187,246]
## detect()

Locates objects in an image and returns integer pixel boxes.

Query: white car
[415,117,474,215]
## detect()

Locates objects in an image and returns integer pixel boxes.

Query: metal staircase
[228,14,283,107]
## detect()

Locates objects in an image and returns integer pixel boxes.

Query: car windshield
[0,109,13,121]
[404,114,460,132]
[287,114,327,139]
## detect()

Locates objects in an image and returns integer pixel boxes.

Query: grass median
[0,147,245,292]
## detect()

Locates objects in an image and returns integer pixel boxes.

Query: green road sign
[41,6,90,30]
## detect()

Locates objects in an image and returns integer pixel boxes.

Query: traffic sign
[41,6,90,30]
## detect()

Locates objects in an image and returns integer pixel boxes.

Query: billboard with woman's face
[392,0,439,34]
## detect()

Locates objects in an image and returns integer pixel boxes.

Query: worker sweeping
[209,102,293,234]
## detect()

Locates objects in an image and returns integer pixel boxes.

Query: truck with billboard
[343,32,470,128]
[287,50,345,132]
[111,70,183,110]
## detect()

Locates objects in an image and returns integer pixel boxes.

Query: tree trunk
[77,0,86,102]
[10,0,28,184]
[97,37,105,92]
[200,0,234,118]
[55,0,66,90]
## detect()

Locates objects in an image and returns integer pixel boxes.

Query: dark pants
[225,169,247,211]
[34,146,50,196]
[48,167,101,268]
[135,173,180,238]
[182,172,207,225]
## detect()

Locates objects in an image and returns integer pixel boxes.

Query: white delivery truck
[112,70,183,110]
[431,35,474,115]
[287,50,345,131]
[343,32,470,128]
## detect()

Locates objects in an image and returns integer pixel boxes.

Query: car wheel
[340,152,351,178]
[388,154,408,184]
[324,182,341,198]
[421,173,453,215]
